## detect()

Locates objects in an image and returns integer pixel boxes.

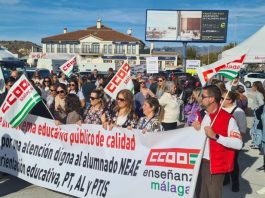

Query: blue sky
[0,0,265,47]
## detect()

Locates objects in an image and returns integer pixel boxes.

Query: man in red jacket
[192,85,243,198]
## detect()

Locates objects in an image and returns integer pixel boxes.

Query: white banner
[104,63,134,100]
[59,56,76,77]
[0,114,205,198]
[146,57,159,74]
[0,75,41,127]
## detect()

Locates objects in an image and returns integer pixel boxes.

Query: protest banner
[146,57,159,74]
[0,114,205,198]
[104,63,134,100]
[59,56,76,77]
[197,51,247,86]
[0,74,41,127]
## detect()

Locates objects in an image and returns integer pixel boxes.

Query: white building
[36,20,178,72]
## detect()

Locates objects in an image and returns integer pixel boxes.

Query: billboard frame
[145,9,229,43]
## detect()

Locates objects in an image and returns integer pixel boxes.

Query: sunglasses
[50,89,56,92]
[44,80,50,82]
[158,80,163,82]
[69,84,75,87]
[90,96,99,100]
[57,90,65,94]
[116,97,125,102]
[140,82,145,84]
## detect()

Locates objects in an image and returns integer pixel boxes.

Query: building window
[103,44,108,54]
[140,61,146,65]
[51,44,55,53]
[82,43,90,53]
[91,43,100,53]
[115,44,124,54]
[132,45,136,54]
[46,44,51,53]
[103,60,112,63]
[57,44,66,53]
[70,44,79,53]
[108,45,112,54]
[127,45,132,54]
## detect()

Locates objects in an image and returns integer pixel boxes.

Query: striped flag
[59,56,76,77]
[197,51,247,86]
[0,74,41,127]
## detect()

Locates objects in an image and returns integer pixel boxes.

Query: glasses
[57,90,65,94]
[90,96,98,100]
[50,89,56,92]
[158,80,163,82]
[116,97,125,102]
[140,82,145,84]
[69,84,75,87]
[201,95,212,99]
[44,80,50,82]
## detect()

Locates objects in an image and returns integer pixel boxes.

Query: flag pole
[210,79,234,127]
[41,99,56,120]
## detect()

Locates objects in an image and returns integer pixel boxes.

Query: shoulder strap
[230,106,238,115]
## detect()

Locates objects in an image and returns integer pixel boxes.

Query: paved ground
[1,89,264,197]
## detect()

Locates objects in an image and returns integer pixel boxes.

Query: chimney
[97,19,102,29]
[64,27,67,34]
[127,28,132,36]
[150,42,155,54]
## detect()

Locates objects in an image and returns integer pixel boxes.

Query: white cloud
[0,0,20,5]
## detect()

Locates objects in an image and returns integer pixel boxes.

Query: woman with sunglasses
[42,77,52,98]
[137,97,163,133]
[51,83,68,123]
[68,79,86,108]
[84,89,106,124]
[221,90,247,192]
[159,82,183,130]
[156,76,166,99]
[103,89,138,130]
[46,84,57,108]
[51,74,60,86]
[135,79,155,117]
[184,87,202,126]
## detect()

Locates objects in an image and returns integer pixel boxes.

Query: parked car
[243,72,265,88]
[25,67,51,80]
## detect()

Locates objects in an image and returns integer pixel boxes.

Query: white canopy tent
[0,47,18,61]
[220,25,265,63]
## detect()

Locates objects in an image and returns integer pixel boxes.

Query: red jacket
[198,108,235,174]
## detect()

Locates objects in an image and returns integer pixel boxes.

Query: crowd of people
[1,67,265,196]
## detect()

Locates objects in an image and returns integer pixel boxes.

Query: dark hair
[5,76,16,84]
[57,83,68,93]
[236,85,245,93]
[203,85,222,103]
[65,94,82,114]
[145,97,160,115]
[227,91,239,103]
[91,89,104,99]
[69,79,79,93]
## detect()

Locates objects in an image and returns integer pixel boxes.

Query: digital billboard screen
[145,10,229,43]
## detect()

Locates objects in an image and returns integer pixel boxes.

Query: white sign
[186,60,201,70]
[146,57,159,74]
[0,114,205,198]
